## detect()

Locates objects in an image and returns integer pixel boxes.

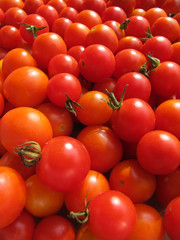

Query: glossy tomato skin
[171,42,180,65]
[64,169,110,213]
[76,9,102,29]
[76,222,101,240]
[51,17,72,38]
[36,136,91,192]
[117,36,143,52]
[109,159,157,203]
[89,190,137,240]
[3,7,27,29]
[0,166,27,228]
[143,7,167,26]
[79,44,115,83]
[32,32,67,70]
[0,107,53,154]
[77,125,123,173]
[163,197,180,240]
[111,98,155,143]
[127,204,165,240]
[137,130,180,175]
[33,215,76,240]
[107,0,136,17]
[101,6,127,23]
[0,0,24,12]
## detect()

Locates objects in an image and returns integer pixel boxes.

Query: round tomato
[101,6,127,24]
[0,0,24,12]
[76,9,102,29]
[51,17,72,38]
[143,7,167,26]
[3,7,27,29]
[59,6,78,22]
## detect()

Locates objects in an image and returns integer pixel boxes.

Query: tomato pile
[0,0,180,239]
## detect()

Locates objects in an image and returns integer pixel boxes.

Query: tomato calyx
[140,27,153,42]
[14,141,41,167]
[65,93,83,116]
[139,53,160,77]
[120,19,131,30]
[104,84,128,110]
[68,193,91,224]
[18,22,47,38]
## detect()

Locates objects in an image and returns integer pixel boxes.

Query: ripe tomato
[143,7,167,26]
[64,170,110,213]
[82,0,107,15]
[111,98,155,143]
[130,8,146,16]
[23,0,44,14]
[32,32,67,70]
[0,166,26,228]
[77,125,123,172]
[76,9,102,29]
[107,0,136,17]
[104,20,125,40]
[67,45,85,62]
[47,0,67,13]
[89,190,137,240]
[135,0,156,10]
[149,61,180,99]
[25,174,64,217]
[156,168,180,207]
[137,130,180,175]
[36,136,91,192]
[66,0,84,12]
[2,48,37,79]
[109,159,156,203]
[113,49,147,79]
[171,42,180,65]
[75,91,113,125]
[76,222,101,240]
[0,209,35,240]
[163,197,180,240]
[36,102,73,137]
[3,7,27,29]
[51,17,72,38]
[33,215,76,240]
[0,0,24,12]
[3,66,49,107]
[86,23,118,54]
[127,204,165,240]
[93,77,116,94]
[117,36,143,52]
[79,44,115,83]
[47,72,82,108]
[0,107,53,154]
[101,6,127,23]
[0,151,36,180]
[114,72,151,101]
[59,6,78,22]
[155,99,180,140]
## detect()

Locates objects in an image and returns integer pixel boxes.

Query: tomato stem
[65,93,83,116]
[14,141,41,167]
[139,27,153,41]
[17,22,47,38]
[147,52,160,68]
[120,19,130,30]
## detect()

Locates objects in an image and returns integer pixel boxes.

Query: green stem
[65,93,83,116]
[18,22,47,38]
[120,19,130,30]
[140,27,153,41]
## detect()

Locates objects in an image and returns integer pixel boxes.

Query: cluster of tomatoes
[0,0,180,239]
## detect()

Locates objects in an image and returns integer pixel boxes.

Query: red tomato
[114,72,151,101]
[77,125,123,172]
[93,77,116,94]
[33,215,76,240]
[107,0,136,17]
[137,130,180,175]
[79,44,115,83]
[89,190,137,240]
[127,204,165,240]
[23,0,44,14]
[76,9,102,29]
[171,42,180,65]
[47,0,67,13]
[51,17,72,38]
[130,8,146,16]
[75,91,113,126]
[32,32,67,70]
[0,166,26,228]
[111,98,155,143]
[163,197,180,240]
[3,66,49,107]
[113,49,147,79]
[135,0,156,10]
[0,0,24,12]
[3,7,27,28]
[156,168,180,207]
[143,7,167,26]
[0,209,35,240]
[104,20,125,40]
[109,159,157,203]
[48,54,79,77]
[36,136,91,192]
[19,14,50,45]
[82,0,107,15]
[47,73,82,108]
[36,102,73,137]
[101,6,127,23]
[66,0,84,12]
[64,170,110,213]
[86,23,118,54]
[2,48,37,79]
[59,6,78,22]
[117,36,143,52]
[0,107,53,154]
[67,45,85,62]
[76,222,101,240]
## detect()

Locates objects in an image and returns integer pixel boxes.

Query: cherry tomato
[101,6,127,23]
[33,215,76,240]
[67,45,85,62]
[64,169,110,213]
[79,44,115,83]
[89,190,137,240]
[143,7,167,26]
[3,66,49,107]
[171,42,180,65]
[127,204,165,240]
[0,107,53,154]
[117,36,143,52]
[77,125,123,172]
[51,17,72,38]
[111,98,155,143]
[86,23,118,54]
[82,0,107,15]
[23,0,44,14]
[76,222,101,240]
[3,7,27,28]
[130,8,146,16]
[47,72,82,107]
[76,91,113,126]
[104,20,125,40]
[135,0,156,10]
[109,159,156,203]
[137,130,180,175]
[32,32,67,70]
[163,197,180,240]
[76,9,102,29]
[107,0,136,17]
[36,136,91,192]
[59,6,78,22]
[36,102,73,137]
[47,0,67,13]
[93,77,116,94]
[0,166,26,228]
[0,0,24,12]
[0,209,35,240]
